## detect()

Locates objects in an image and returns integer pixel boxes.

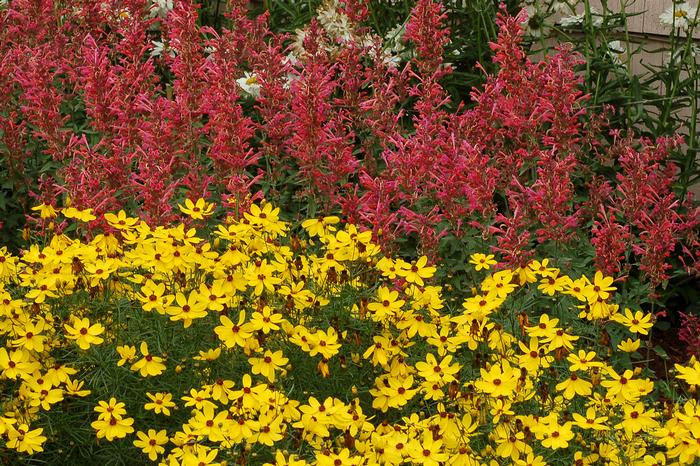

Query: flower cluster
[0,202,698,464]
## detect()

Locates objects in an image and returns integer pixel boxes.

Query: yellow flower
[214,312,253,348]
[616,402,659,434]
[145,392,176,416]
[469,253,497,271]
[249,305,285,334]
[133,429,168,461]
[91,416,134,441]
[301,215,340,237]
[612,308,654,335]
[617,337,641,352]
[6,424,46,454]
[249,349,289,382]
[62,206,97,222]
[0,348,35,380]
[178,198,215,220]
[167,290,208,328]
[367,286,405,320]
[572,407,609,431]
[408,433,449,466]
[31,203,57,219]
[397,255,436,286]
[555,373,593,399]
[415,353,461,384]
[130,341,166,377]
[475,361,518,398]
[539,420,574,449]
[566,350,603,372]
[583,271,616,303]
[65,378,91,397]
[514,452,548,466]
[116,345,137,366]
[94,398,128,420]
[537,273,571,296]
[64,316,105,350]
[675,360,700,386]
[104,210,139,230]
[12,320,47,352]
[481,269,517,298]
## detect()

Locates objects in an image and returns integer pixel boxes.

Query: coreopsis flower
[137,279,174,314]
[481,269,517,298]
[62,207,97,222]
[182,387,216,411]
[675,360,700,386]
[616,402,660,434]
[514,453,548,466]
[538,273,571,296]
[194,348,221,362]
[398,256,436,286]
[583,271,616,303]
[555,373,593,399]
[618,338,641,352]
[254,412,285,446]
[6,425,46,454]
[660,2,698,29]
[64,378,91,397]
[264,451,309,466]
[248,306,285,334]
[0,348,35,380]
[64,316,105,350]
[12,320,48,352]
[525,314,560,338]
[415,353,461,384]
[133,429,168,461]
[601,368,643,402]
[214,312,253,348]
[572,407,609,431]
[104,210,139,230]
[408,433,449,466]
[145,392,176,416]
[612,308,654,335]
[469,253,497,271]
[567,350,603,372]
[367,286,405,319]
[475,361,518,398]
[130,341,166,377]
[517,338,553,373]
[539,420,574,449]
[302,215,340,237]
[167,291,208,328]
[249,350,289,382]
[91,416,134,441]
[307,327,342,359]
[30,203,57,219]
[26,376,64,410]
[178,198,215,220]
[116,345,137,366]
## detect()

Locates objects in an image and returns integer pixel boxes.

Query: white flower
[150,0,173,18]
[236,72,262,98]
[659,2,698,30]
[558,8,603,28]
[607,40,626,65]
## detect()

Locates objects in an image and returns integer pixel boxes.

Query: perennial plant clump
[0,203,698,464]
